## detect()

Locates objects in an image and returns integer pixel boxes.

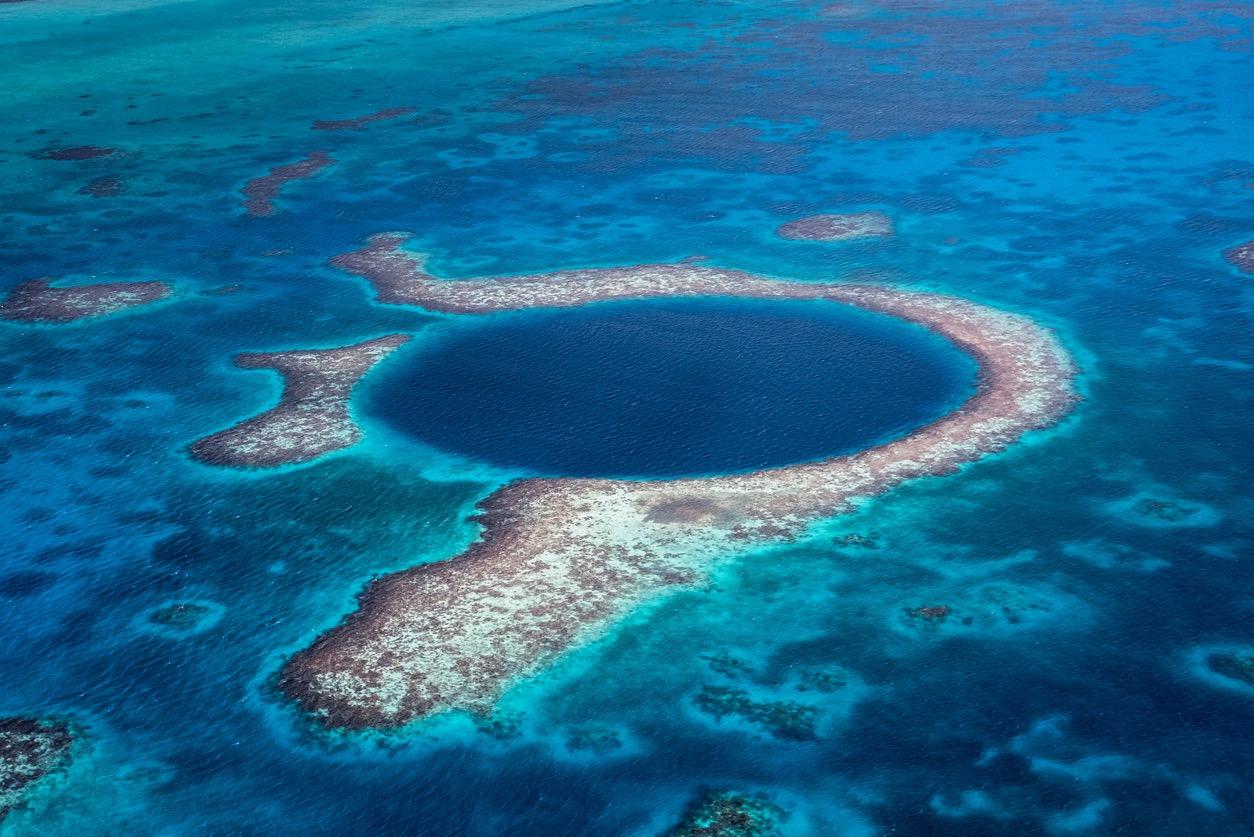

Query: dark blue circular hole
[363,296,978,479]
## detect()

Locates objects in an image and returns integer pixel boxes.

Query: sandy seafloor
[1,0,1253,833]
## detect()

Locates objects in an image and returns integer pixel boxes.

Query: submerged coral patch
[77,175,126,198]
[776,211,894,241]
[1187,644,1254,697]
[559,722,630,758]
[692,685,820,741]
[0,278,171,324]
[1206,652,1254,687]
[1222,240,1254,274]
[669,791,785,837]
[893,583,1076,638]
[135,599,226,638]
[30,145,118,161]
[1104,492,1220,529]
[240,151,334,217]
[0,717,73,822]
[312,107,416,131]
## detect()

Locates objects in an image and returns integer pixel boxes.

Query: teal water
[1,0,1252,834]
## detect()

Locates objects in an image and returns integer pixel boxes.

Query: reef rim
[274,235,1081,731]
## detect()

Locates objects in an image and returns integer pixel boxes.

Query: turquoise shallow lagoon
[1,0,1252,833]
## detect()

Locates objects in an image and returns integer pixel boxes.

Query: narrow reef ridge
[776,211,893,241]
[0,717,73,822]
[30,145,119,161]
[190,334,409,468]
[312,107,416,131]
[275,234,1080,730]
[1223,240,1254,274]
[0,278,171,324]
[240,151,334,217]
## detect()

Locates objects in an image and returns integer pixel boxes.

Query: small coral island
[267,232,1079,730]
[0,717,73,822]
[776,211,893,241]
[190,335,409,468]
[0,278,171,324]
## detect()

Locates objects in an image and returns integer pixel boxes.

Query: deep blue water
[364,298,976,478]
[1,0,1252,834]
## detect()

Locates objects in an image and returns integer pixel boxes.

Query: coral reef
[897,583,1070,637]
[191,334,409,468]
[776,211,893,241]
[1106,492,1219,528]
[0,717,73,822]
[1134,498,1193,523]
[136,599,225,638]
[77,175,126,197]
[832,532,879,549]
[792,668,847,694]
[693,685,819,741]
[312,107,416,131]
[472,712,522,742]
[30,145,118,160]
[1206,652,1254,687]
[701,652,757,680]
[908,604,953,621]
[0,278,171,324]
[670,791,784,837]
[1222,240,1254,274]
[563,723,622,755]
[149,602,211,630]
[241,151,334,217]
[277,237,1078,730]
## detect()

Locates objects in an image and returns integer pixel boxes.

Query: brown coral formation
[1222,240,1254,274]
[241,151,334,217]
[0,278,171,324]
[31,145,118,161]
[274,235,1079,730]
[670,791,784,837]
[776,211,893,241]
[312,107,416,131]
[191,334,409,468]
[0,717,73,822]
[77,175,126,197]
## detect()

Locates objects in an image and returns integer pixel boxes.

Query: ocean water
[362,297,977,478]
[0,0,1251,834]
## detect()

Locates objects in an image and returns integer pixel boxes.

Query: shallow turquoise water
[1,0,1252,834]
